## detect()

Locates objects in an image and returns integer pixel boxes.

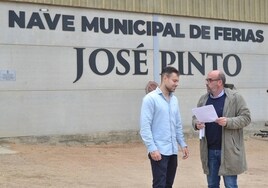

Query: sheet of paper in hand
[192,104,218,123]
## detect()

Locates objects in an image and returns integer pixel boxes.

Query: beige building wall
[0,0,267,140]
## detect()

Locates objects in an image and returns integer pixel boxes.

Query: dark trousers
[149,154,178,188]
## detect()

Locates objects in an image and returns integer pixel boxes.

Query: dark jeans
[207,149,238,188]
[149,154,177,188]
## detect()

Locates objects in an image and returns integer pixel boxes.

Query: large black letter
[81,16,99,32]
[187,52,205,75]
[117,49,130,75]
[62,15,75,31]
[206,53,223,70]
[26,12,45,29]
[9,10,25,28]
[223,54,241,76]
[89,49,114,75]
[133,48,148,75]
[43,13,61,30]
[160,51,176,70]
[177,51,186,75]
[73,48,85,83]
[256,30,264,43]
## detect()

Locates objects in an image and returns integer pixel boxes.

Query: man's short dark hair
[161,66,179,78]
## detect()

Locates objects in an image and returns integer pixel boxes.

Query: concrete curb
[0,125,266,146]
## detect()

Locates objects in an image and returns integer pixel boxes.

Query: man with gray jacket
[192,70,251,188]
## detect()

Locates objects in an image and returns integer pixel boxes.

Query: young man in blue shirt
[140,66,189,188]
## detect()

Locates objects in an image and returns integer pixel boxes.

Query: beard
[166,85,176,93]
[206,85,212,93]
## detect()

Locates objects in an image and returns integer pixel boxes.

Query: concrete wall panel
[0,90,144,137]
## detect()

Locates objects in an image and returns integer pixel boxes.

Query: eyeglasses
[205,78,220,83]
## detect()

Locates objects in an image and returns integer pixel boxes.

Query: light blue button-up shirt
[140,87,187,155]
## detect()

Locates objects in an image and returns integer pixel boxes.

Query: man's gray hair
[218,71,226,85]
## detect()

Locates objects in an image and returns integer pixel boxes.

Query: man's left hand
[215,117,227,127]
[182,147,189,159]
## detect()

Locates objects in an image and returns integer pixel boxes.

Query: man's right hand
[150,150,162,161]
[196,122,205,130]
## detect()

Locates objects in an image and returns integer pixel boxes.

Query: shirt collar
[210,89,224,99]
[156,87,173,97]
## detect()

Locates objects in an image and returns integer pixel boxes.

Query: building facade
[0,0,267,141]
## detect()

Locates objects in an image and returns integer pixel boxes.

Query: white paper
[192,105,218,140]
[192,105,218,123]
[199,128,205,139]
